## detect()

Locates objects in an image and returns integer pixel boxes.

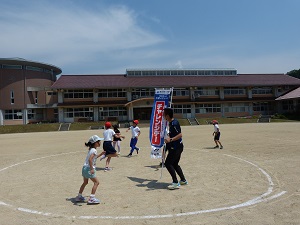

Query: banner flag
[149,88,172,159]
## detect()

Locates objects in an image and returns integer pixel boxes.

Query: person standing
[212,120,223,149]
[112,124,125,155]
[126,120,141,157]
[99,122,119,171]
[75,135,103,204]
[163,108,188,190]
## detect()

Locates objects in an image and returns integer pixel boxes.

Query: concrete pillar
[58,90,63,103]
[93,89,98,103]
[23,109,28,124]
[0,110,3,125]
[191,104,195,117]
[247,87,252,99]
[58,107,64,123]
[94,107,99,122]
[219,87,224,99]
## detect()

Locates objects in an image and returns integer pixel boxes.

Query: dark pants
[165,143,186,183]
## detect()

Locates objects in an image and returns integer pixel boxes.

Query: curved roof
[51,73,300,89]
[0,58,62,75]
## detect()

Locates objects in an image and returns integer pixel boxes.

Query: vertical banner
[149,88,172,159]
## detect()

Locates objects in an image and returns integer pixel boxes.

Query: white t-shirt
[130,126,140,138]
[103,129,115,141]
[214,124,220,132]
[83,148,98,168]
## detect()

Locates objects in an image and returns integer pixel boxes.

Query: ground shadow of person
[66,197,86,206]
[127,176,169,190]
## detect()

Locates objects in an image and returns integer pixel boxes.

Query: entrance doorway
[133,107,152,121]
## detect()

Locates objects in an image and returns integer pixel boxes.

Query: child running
[126,120,141,157]
[212,120,223,149]
[99,122,120,171]
[112,124,125,155]
[75,135,103,204]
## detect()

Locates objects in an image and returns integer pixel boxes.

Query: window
[2,64,22,69]
[194,88,219,96]
[64,89,93,98]
[131,88,155,99]
[99,107,127,119]
[35,91,38,104]
[64,108,93,118]
[26,66,43,72]
[27,109,36,119]
[4,110,22,120]
[252,87,273,95]
[98,89,127,98]
[253,102,273,112]
[224,87,246,95]
[10,90,14,104]
[173,105,191,114]
[173,88,190,96]
[195,104,221,113]
[47,91,57,96]
[224,103,249,113]
[282,100,294,111]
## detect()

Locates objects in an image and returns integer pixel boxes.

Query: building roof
[275,87,300,101]
[0,58,62,75]
[51,73,300,89]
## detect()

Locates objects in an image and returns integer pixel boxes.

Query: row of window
[2,102,278,120]
[61,87,275,99]
[126,69,237,76]
[0,64,53,74]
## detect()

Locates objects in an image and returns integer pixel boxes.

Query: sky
[1,0,300,75]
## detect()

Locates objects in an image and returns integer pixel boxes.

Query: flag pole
[160,87,174,179]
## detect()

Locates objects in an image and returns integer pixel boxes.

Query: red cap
[133,120,139,124]
[105,122,112,128]
[212,120,218,124]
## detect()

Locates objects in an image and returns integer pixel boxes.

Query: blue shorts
[82,166,96,179]
[103,141,117,154]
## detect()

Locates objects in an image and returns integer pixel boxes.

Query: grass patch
[0,123,60,134]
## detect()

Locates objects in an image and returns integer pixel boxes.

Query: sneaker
[213,145,219,149]
[104,167,112,172]
[220,146,223,149]
[127,154,132,158]
[75,195,86,202]
[136,147,140,154]
[179,180,188,185]
[167,182,180,190]
[87,197,100,204]
[99,154,106,161]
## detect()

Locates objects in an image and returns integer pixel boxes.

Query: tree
[287,69,300,79]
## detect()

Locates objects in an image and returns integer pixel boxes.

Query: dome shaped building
[0,58,62,125]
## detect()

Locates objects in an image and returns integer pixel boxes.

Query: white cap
[88,135,104,144]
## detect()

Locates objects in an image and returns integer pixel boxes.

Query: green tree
[287,69,300,79]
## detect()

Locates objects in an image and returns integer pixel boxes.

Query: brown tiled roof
[275,87,300,100]
[51,74,300,89]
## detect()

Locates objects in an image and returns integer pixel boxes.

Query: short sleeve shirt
[83,148,97,168]
[130,126,140,138]
[103,129,115,141]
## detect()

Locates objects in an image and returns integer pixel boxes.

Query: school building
[1,58,300,125]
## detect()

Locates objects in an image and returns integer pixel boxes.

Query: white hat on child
[88,135,104,144]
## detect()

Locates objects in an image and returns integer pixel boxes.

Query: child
[112,124,125,155]
[212,120,223,149]
[99,122,120,171]
[126,120,141,157]
[75,135,103,204]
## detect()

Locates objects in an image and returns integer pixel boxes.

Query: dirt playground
[0,122,299,225]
